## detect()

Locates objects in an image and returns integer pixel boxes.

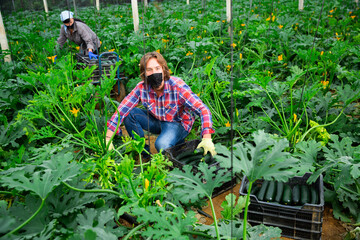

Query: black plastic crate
[76,52,125,84]
[239,173,324,240]
[164,140,236,198]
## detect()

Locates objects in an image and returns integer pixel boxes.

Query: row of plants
[0,0,360,239]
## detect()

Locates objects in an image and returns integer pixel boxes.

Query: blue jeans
[123,108,189,153]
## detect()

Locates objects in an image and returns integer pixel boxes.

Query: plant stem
[208,196,220,240]
[128,176,141,199]
[62,181,122,197]
[5,198,45,237]
[122,222,146,240]
[183,230,213,238]
[0,191,24,198]
[300,107,345,142]
[243,181,252,240]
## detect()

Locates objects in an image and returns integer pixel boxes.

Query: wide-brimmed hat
[60,10,74,22]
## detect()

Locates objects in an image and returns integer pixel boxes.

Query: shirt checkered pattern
[107,76,214,136]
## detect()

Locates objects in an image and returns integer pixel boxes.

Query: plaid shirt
[108,76,214,136]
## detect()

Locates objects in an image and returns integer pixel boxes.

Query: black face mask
[68,23,74,29]
[147,73,163,90]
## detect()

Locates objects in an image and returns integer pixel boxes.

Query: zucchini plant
[215,130,308,239]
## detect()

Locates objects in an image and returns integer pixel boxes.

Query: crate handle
[98,52,121,82]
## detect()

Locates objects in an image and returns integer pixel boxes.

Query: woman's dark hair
[139,51,170,82]
[63,18,86,24]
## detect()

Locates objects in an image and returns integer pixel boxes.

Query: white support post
[356,0,359,7]
[0,11,11,62]
[299,0,304,11]
[43,0,49,14]
[12,0,16,11]
[96,0,100,11]
[131,0,139,32]
[73,0,77,16]
[226,0,231,23]
[187,0,189,4]
[144,0,148,7]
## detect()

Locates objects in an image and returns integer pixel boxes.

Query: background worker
[106,51,216,157]
[56,10,100,60]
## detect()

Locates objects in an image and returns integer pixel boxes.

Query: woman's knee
[123,108,141,125]
[155,137,172,152]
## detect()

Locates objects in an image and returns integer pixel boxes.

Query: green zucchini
[202,153,212,163]
[182,154,203,164]
[292,185,300,205]
[275,181,284,203]
[257,180,269,201]
[300,185,310,205]
[282,184,292,205]
[265,181,276,202]
[176,150,196,160]
[310,186,319,204]
[250,185,260,195]
[194,147,204,155]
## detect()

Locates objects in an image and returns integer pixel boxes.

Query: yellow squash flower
[278,24,283,29]
[239,53,243,59]
[144,179,149,190]
[225,121,231,127]
[278,54,283,61]
[321,80,329,89]
[69,107,80,117]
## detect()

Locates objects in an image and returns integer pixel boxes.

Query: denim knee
[155,138,173,152]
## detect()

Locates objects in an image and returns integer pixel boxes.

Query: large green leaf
[75,208,125,240]
[220,194,247,220]
[167,162,232,202]
[132,206,197,240]
[0,152,81,199]
[0,200,16,235]
[293,140,321,174]
[216,130,303,183]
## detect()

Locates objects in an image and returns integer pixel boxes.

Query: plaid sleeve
[179,85,215,136]
[107,84,141,134]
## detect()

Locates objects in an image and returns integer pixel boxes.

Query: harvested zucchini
[203,153,212,162]
[176,150,196,160]
[257,180,269,201]
[300,185,310,205]
[292,185,300,205]
[275,181,284,203]
[265,181,276,202]
[250,185,260,196]
[194,147,204,155]
[310,186,319,204]
[282,184,292,205]
[182,154,203,164]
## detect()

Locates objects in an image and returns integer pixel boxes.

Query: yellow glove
[196,138,217,157]
[106,138,115,151]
